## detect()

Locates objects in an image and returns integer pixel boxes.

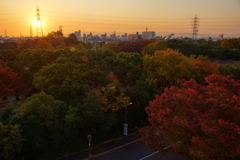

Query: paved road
[88,142,186,160]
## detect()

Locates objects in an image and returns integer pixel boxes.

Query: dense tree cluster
[138,75,240,160]
[0,36,239,160]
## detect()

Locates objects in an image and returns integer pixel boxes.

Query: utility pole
[36,5,43,37]
[191,15,200,39]
[95,39,96,51]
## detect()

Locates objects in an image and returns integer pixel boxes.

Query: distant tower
[5,30,7,37]
[20,31,21,37]
[191,15,200,39]
[36,5,43,37]
[146,27,148,32]
[59,26,63,33]
[30,25,33,37]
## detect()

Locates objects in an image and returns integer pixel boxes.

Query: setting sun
[34,21,40,27]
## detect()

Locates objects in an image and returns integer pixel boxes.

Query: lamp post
[87,135,92,157]
[124,102,132,136]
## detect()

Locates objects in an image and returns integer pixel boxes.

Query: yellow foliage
[95,86,130,112]
[144,49,194,94]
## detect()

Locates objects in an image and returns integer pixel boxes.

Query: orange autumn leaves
[192,59,219,83]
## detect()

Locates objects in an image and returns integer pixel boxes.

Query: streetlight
[87,135,92,157]
[124,102,132,136]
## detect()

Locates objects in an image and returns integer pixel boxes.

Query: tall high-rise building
[101,33,107,38]
[74,30,81,41]
[219,34,224,40]
[142,31,156,39]
[110,31,116,39]
[142,27,156,39]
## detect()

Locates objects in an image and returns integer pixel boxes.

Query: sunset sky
[1,0,240,37]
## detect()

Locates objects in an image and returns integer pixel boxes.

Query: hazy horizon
[1,0,240,37]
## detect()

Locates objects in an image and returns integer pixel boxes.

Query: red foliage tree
[192,59,220,84]
[139,74,240,160]
[0,60,26,100]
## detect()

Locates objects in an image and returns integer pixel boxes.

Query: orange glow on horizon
[0,0,240,37]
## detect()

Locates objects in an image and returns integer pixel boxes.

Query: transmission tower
[36,5,43,37]
[191,15,200,39]
[30,25,33,37]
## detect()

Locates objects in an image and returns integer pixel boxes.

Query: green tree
[143,40,167,55]
[196,38,207,45]
[219,64,240,80]
[10,92,60,159]
[64,106,82,136]
[36,39,54,49]
[45,31,65,48]
[85,42,93,49]
[65,33,79,46]
[104,41,118,52]
[46,31,63,38]
[0,41,17,50]
[0,50,19,70]
[80,92,117,133]
[111,52,143,86]
[0,122,23,160]
[78,42,84,50]
[143,49,194,94]
[221,38,240,49]
[166,39,201,57]
[56,42,66,49]
[33,50,111,102]
[18,39,36,50]
[14,49,63,89]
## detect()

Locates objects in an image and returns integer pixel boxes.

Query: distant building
[83,33,87,43]
[121,33,128,41]
[101,33,107,38]
[122,33,127,38]
[87,32,93,39]
[74,30,81,41]
[142,31,156,39]
[110,31,116,39]
[155,36,163,40]
[219,34,224,40]
[128,32,142,41]
[164,34,175,40]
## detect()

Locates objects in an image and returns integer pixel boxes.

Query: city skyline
[1,0,240,37]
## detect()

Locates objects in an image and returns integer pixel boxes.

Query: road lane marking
[139,141,181,160]
[139,151,159,160]
[139,144,173,160]
[85,139,140,160]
